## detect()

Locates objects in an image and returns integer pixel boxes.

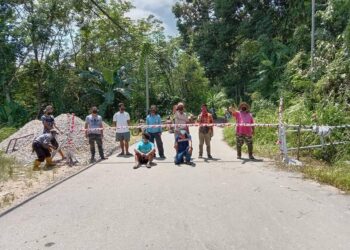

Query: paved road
[1,128,350,250]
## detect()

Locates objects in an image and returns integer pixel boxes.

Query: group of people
[32,101,255,170]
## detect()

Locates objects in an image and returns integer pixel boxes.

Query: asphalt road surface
[1,128,350,250]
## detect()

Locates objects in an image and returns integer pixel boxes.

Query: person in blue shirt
[134,133,156,169]
[174,129,194,166]
[146,105,165,159]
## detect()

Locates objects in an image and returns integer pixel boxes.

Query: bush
[0,127,17,142]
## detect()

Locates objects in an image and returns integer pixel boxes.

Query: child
[134,133,156,169]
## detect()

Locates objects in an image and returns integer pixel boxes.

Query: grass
[0,126,17,142]
[223,126,350,192]
[0,151,21,182]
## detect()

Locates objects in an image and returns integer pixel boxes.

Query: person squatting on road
[134,133,156,169]
[32,129,59,171]
[146,105,165,159]
[230,102,255,160]
[198,104,214,159]
[113,103,132,156]
[174,129,194,166]
[41,105,65,160]
[85,107,108,163]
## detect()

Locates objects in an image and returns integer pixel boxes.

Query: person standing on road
[230,102,255,160]
[85,107,108,163]
[146,105,165,159]
[174,102,190,136]
[197,104,214,159]
[174,129,194,166]
[134,133,156,169]
[41,105,65,160]
[113,103,132,156]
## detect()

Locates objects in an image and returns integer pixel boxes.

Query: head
[239,102,250,112]
[179,129,187,137]
[119,103,125,112]
[142,133,150,143]
[150,105,157,115]
[177,102,184,112]
[91,106,98,116]
[201,104,208,114]
[44,105,53,115]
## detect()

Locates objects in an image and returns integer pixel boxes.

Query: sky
[126,0,179,37]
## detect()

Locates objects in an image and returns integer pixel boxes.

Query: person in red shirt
[197,104,214,159]
[230,102,255,160]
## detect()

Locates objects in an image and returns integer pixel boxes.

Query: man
[146,105,165,158]
[41,105,65,160]
[230,102,255,160]
[174,129,194,166]
[32,129,59,171]
[113,103,132,156]
[198,104,214,159]
[174,102,189,136]
[134,133,156,169]
[85,106,108,163]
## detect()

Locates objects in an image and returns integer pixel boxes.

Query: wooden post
[297,121,301,160]
[278,97,289,163]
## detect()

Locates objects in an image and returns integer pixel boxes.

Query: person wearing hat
[230,102,255,160]
[174,129,194,166]
[85,106,108,163]
[32,129,59,171]
[174,102,190,137]
[197,104,214,159]
[41,105,65,160]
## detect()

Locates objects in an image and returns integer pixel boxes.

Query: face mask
[241,107,247,112]
[180,130,186,135]
[92,110,97,114]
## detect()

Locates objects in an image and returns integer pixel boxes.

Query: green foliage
[0,127,17,142]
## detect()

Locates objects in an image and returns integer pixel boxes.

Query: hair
[142,133,150,140]
[91,106,98,112]
[201,104,207,108]
[118,103,124,108]
[150,105,157,110]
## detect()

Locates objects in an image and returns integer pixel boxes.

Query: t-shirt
[174,111,189,132]
[41,114,55,133]
[232,111,254,136]
[85,114,103,135]
[113,111,130,133]
[175,134,191,153]
[146,114,162,134]
[198,113,214,133]
[34,133,56,149]
[136,140,154,154]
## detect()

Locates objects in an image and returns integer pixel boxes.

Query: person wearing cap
[174,102,190,136]
[230,102,255,160]
[32,129,59,171]
[197,104,214,159]
[41,105,65,160]
[134,133,156,169]
[113,103,132,156]
[85,106,108,163]
[174,129,194,166]
[146,105,165,159]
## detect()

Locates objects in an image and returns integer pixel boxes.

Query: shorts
[116,132,131,142]
[139,156,149,164]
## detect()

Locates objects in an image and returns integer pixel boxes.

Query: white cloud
[127,0,179,36]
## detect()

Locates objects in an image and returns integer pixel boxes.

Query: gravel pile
[0,114,118,165]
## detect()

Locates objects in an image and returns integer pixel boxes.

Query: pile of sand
[0,114,118,165]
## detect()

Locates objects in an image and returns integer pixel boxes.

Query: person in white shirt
[113,103,132,156]
[174,102,190,136]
